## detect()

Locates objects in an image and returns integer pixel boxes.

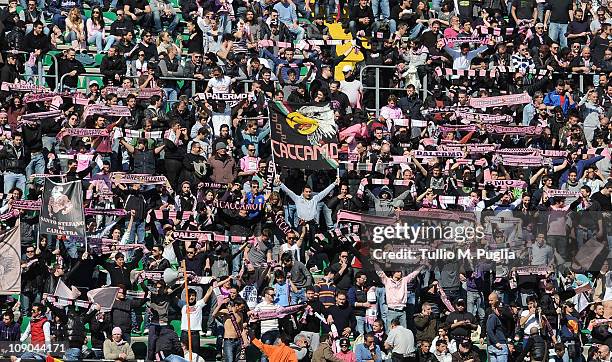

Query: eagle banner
[0,222,21,295]
[269,101,339,169]
[40,179,86,237]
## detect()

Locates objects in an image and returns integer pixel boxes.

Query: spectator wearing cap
[339,65,363,109]
[529,23,553,53]
[445,298,478,342]
[103,327,136,360]
[0,53,19,85]
[452,340,480,362]
[335,337,356,362]
[207,141,237,184]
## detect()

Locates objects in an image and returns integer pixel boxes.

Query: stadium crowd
[0,0,609,360]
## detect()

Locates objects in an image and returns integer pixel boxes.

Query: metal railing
[359,64,595,117]
[7,50,59,89]
[359,64,429,117]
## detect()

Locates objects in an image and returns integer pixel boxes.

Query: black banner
[40,180,86,237]
[269,101,339,170]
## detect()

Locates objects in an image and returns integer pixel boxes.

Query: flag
[46,355,63,362]
[87,287,119,312]
[268,100,339,169]
[53,279,81,307]
[0,222,21,295]
[40,179,86,237]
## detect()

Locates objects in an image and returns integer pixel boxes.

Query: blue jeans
[223,338,241,362]
[65,30,79,44]
[548,23,568,48]
[467,290,485,321]
[19,352,45,360]
[316,202,334,230]
[291,288,306,304]
[147,324,162,360]
[286,23,305,42]
[64,347,82,361]
[161,13,180,34]
[128,220,146,244]
[230,242,243,274]
[389,19,397,34]
[24,59,45,86]
[26,152,45,185]
[165,355,191,362]
[4,172,26,194]
[285,204,297,228]
[219,13,232,34]
[371,0,389,19]
[314,0,336,19]
[409,23,426,39]
[386,308,406,332]
[487,344,508,362]
[52,13,67,30]
[20,291,41,315]
[88,32,102,51]
[376,286,387,326]
[163,87,178,104]
[355,315,371,336]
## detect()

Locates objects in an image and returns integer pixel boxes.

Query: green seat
[170,319,182,335]
[83,9,92,19]
[103,11,117,21]
[94,53,105,65]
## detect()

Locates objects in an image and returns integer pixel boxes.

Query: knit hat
[112,327,122,335]
[215,142,227,151]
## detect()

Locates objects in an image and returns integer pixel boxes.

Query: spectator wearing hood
[362,185,413,216]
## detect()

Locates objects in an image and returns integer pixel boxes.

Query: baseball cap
[89,80,99,87]
[215,142,227,151]
[535,22,544,28]
[342,65,353,73]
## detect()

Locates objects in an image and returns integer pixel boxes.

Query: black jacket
[154,326,182,357]
[23,31,50,55]
[0,63,19,84]
[101,249,144,289]
[100,54,127,86]
[110,297,147,335]
[0,141,28,173]
[47,304,97,348]
[58,57,86,89]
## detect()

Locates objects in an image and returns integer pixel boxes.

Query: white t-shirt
[280,243,300,263]
[181,298,207,331]
[339,79,363,108]
[386,326,415,356]
[207,76,232,93]
[254,301,279,334]
[520,309,540,334]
